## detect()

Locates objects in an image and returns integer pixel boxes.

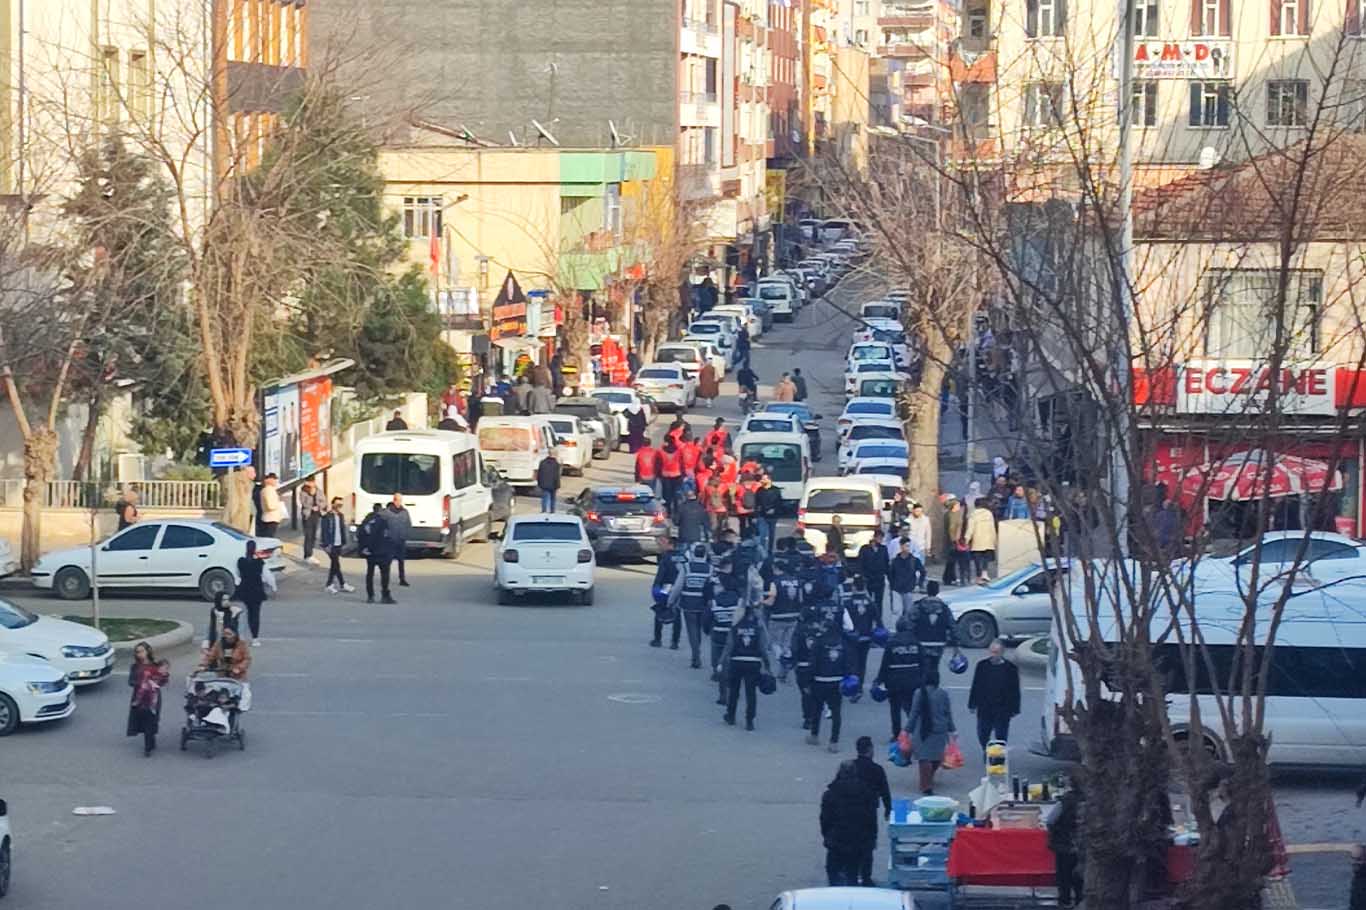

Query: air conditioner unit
[116,453,147,484]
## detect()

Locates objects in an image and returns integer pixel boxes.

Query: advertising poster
[262,389,282,480]
[298,377,333,478]
[276,385,301,484]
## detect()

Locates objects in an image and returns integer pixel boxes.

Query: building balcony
[677,163,721,201]
[440,313,486,331]
[949,48,996,83]
[876,15,934,27]
[681,18,722,57]
[679,91,722,127]
[879,43,934,58]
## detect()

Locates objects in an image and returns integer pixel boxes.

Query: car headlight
[27,679,66,694]
[62,644,100,658]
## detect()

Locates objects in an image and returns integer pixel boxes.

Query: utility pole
[1112,0,1137,553]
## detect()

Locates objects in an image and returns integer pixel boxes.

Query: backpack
[739,485,757,511]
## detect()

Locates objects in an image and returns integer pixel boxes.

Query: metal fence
[0,479,222,511]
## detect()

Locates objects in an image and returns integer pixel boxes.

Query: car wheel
[578,587,595,606]
[198,568,236,602]
[53,566,91,601]
[0,839,10,898]
[0,693,18,737]
[956,611,998,650]
[1174,730,1223,762]
[496,586,513,605]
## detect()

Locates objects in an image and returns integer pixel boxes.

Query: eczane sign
[1178,360,1337,416]
[1133,40,1232,79]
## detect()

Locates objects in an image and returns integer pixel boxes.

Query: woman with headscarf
[626,403,649,452]
[236,540,270,646]
[203,591,243,650]
[126,642,170,756]
[906,671,956,794]
[964,480,982,512]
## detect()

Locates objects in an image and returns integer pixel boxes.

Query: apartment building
[712,0,771,257]
[767,0,805,163]
[878,0,959,126]
[807,0,836,145]
[963,0,1366,184]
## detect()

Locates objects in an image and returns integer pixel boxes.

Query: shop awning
[491,336,542,353]
[1180,450,1343,502]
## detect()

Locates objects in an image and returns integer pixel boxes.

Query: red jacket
[668,425,687,446]
[694,465,714,494]
[634,447,660,481]
[719,458,739,485]
[704,429,729,451]
[680,440,702,474]
[733,479,759,515]
[704,482,728,514]
[658,447,684,478]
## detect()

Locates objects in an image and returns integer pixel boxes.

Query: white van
[353,430,498,556]
[756,279,799,321]
[1041,560,1366,767]
[736,430,811,507]
[477,416,558,488]
[797,476,884,557]
[860,300,902,323]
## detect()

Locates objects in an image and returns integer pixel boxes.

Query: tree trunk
[20,429,58,570]
[1184,734,1273,910]
[908,329,950,556]
[72,385,103,482]
[217,408,260,532]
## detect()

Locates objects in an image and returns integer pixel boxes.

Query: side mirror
[1012,585,1030,596]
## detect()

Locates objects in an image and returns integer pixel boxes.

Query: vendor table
[946,826,1198,889]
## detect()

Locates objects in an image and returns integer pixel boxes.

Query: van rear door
[356,450,445,535]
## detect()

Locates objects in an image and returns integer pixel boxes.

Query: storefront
[1135,360,1366,537]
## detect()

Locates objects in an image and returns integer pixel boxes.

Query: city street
[2,280,1361,910]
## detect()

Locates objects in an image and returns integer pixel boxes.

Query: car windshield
[880,484,902,501]
[0,598,39,629]
[740,443,803,481]
[556,404,601,421]
[849,425,903,441]
[758,285,790,299]
[510,521,582,542]
[688,322,721,334]
[848,402,893,416]
[478,426,534,452]
[548,419,575,435]
[638,368,678,380]
[764,404,813,421]
[360,452,441,494]
[852,347,890,361]
[806,489,877,513]
[857,363,894,374]
[855,444,907,459]
[861,380,898,396]
[655,348,695,363]
[745,418,795,433]
[983,564,1044,590]
[863,305,898,320]
[592,391,634,405]
[213,522,249,540]
[873,330,906,345]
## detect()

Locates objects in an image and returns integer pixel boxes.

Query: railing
[0,479,222,511]
[679,91,719,105]
[682,16,719,34]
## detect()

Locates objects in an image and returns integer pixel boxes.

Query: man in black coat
[820,760,879,886]
[857,528,890,617]
[357,503,397,605]
[853,736,892,886]
[967,639,1022,749]
[674,487,710,545]
[754,474,784,554]
[536,453,562,513]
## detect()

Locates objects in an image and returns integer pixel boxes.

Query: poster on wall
[298,377,333,478]
[262,390,282,480]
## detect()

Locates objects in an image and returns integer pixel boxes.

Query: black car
[568,485,670,560]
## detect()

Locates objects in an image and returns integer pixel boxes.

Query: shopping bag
[888,740,911,767]
[896,730,914,764]
[942,735,965,770]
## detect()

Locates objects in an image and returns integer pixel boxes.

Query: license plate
[608,518,647,531]
[533,575,564,584]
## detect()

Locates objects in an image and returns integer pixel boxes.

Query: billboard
[1132,40,1232,79]
[262,376,333,486]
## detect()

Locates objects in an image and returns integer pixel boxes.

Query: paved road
[2,282,1360,909]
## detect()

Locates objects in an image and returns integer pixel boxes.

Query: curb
[110,620,196,656]
[1013,636,1049,669]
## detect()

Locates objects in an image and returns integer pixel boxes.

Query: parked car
[0,542,16,580]
[860,300,903,322]
[845,363,907,397]
[0,650,74,736]
[568,485,670,560]
[30,520,285,602]
[589,387,655,439]
[797,476,885,557]
[682,334,734,371]
[714,302,765,338]
[735,431,811,507]
[545,414,595,475]
[772,888,914,910]
[740,412,803,436]
[494,514,596,605]
[633,363,697,411]
[651,342,707,379]
[683,322,737,365]
[838,397,898,439]
[941,561,1070,648]
[476,416,560,489]
[554,396,615,458]
[837,419,907,470]
[1184,530,1366,592]
[759,401,824,462]
[756,278,800,321]
[0,598,113,686]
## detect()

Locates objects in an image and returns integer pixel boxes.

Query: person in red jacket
[658,438,685,515]
[718,453,739,486]
[695,450,715,500]
[635,439,660,494]
[703,418,729,452]
[680,434,702,477]
[704,475,730,535]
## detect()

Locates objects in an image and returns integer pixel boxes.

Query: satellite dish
[531,119,560,147]
[1198,146,1220,169]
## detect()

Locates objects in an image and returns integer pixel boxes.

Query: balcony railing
[440,313,485,331]
[679,90,720,104]
[682,16,719,34]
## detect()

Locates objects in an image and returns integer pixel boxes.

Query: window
[855,28,870,44]
[159,525,215,549]
[401,196,442,239]
[1267,80,1309,126]
[1153,643,1366,699]
[1350,0,1364,34]
[510,521,583,542]
[0,599,38,630]
[704,126,719,163]
[453,449,478,490]
[1188,80,1231,127]
[97,47,120,124]
[1344,78,1366,130]
[805,490,877,513]
[855,0,870,14]
[1133,0,1159,35]
[108,524,161,551]
[1025,0,1065,37]
[359,453,441,495]
[127,50,151,121]
[1023,82,1065,127]
[969,8,987,37]
[1270,0,1310,34]
[1131,80,1158,126]
[1234,538,1299,565]
[1192,0,1230,35]
[1204,269,1322,358]
[1305,539,1360,560]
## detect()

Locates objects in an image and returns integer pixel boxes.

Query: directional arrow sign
[209,448,253,468]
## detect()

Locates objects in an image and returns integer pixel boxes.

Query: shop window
[1203,269,1321,358]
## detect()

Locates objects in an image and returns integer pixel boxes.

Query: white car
[838,419,907,470]
[847,342,896,373]
[843,440,910,476]
[634,363,697,411]
[494,514,596,605]
[0,649,74,736]
[30,520,286,602]
[740,412,802,436]
[849,467,909,520]
[683,323,737,365]
[772,888,916,910]
[862,299,904,321]
[1184,530,1366,592]
[756,278,800,320]
[712,304,763,339]
[589,387,654,439]
[545,414,594,475]
[694,313,742,346]
[845,363,907,396]
[838,397,898,439]
[0,542,16,579]
[652,343,706,378]
[680,337,730,375]
[0,598,113,686]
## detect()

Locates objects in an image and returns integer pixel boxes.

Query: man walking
[766,559,803,683]
[754,473,783,555]
[675,486,710,545]
[649,537,684,650]
[907,581,960,674]
[858,528,890,618]
[536,451,562,513]
[357,504,397,604]
[384,494,412,587]
[774,371,797,402]
[967,639,1021,750]
[888,540,918,621]
[820,761,878,886]
[667,542,715,668]
[298,476,325,566]
[802,621,853,753]
[319,497,355,594]
[792,368,808,401]
[907,501,932,591]
[875,614,924,740]
[853,735,893,887]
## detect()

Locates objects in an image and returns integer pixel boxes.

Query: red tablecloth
[946,827,1199,887]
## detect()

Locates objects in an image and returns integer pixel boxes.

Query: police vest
[812,637,849,682]
[710,590,740,641]
[770,576,804,621]
[913,599,952,646]
[729,616,764,662]
[679,559,712,609]
[884,636,924,688]
[845,592,876,637]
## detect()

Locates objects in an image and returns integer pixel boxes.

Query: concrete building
[806,0,836,147]
[708,0,771,266]
[767,0,805,164]
[877,0,959,127]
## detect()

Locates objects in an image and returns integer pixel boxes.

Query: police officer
[767,559,804,683]
[907,580,961,674]
[718,601,773,730]
[804,621,854,753]
[703,558,743,705]
[667,542,715,669]
[791,605,826,731]
[874,614,925,740]
[710,527,738,570]
[649,537,685,650]
[844,574,881,696]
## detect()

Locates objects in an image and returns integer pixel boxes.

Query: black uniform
[669,552,715,668]
[875,630,925,739]
[857,542,890,613]
[704,576,743,704]
[844,589,879,692]
[719,611,770,727]
[767,572,804,681]
[357,509,395,603]
[908,595,959,670]
[806,627,854,745]
[791,610,825,729]
[650,551,684,648]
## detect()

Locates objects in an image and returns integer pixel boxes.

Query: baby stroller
[180,670,250,756]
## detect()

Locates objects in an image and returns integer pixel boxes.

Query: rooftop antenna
[531,119,560,147]
[508,131,520,146]
[609,120,621,148]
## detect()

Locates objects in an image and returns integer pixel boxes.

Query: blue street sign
[209,448,253,468]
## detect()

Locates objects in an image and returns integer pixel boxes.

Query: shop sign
[1177,359,1336,416]
[1132,39,1232,79]
[490,271,528,341]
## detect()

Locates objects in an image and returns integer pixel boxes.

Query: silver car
[940,561,1069,648]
